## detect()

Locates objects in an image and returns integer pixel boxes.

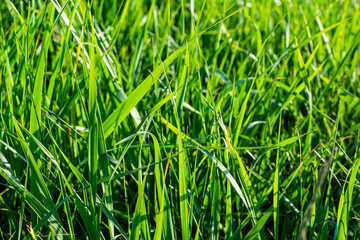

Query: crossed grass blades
[1,0,360,239]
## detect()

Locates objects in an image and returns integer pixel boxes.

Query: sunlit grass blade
[161,116,257,222]
[274,113,281,240]
[130,166,150,240]
[88,22,98,226]
[335,149,360,239]
[243,208,272,240]
[103,8,244,138]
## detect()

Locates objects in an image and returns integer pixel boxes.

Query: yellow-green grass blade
[161,116,257,223]
[46,0,76,106]
[154,150,171,240]
[102,45,183,138]
[130,163,152,240]
[88,23,98,225]
[177,114,190,239]
[210,168,220,240]
[335,151,360,239]
[243,208,272,240]
[225,150,232,239]
[274,113,281,240]
[315,31,360,106]
[103,8,245,139]
[270,58,328,127]
[50,0,142,126]
[29,5,53,142]
[97,107,115,238]
[221,113,258,220]
[27,4,54,225]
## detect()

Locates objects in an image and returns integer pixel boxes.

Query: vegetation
[0,0,359,239]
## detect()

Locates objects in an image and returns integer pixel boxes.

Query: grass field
[0,0,360,239]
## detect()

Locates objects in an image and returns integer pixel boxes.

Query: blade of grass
[335,145,360,239]
[243,208,272,240]
[88,22,98,226]
[274,113,281,240]
[103,8,245,138]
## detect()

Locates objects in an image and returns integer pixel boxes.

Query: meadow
[0,0,360,239]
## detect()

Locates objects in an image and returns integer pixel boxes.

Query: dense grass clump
[0,0,360,239]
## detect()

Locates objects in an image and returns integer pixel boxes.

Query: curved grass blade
[0,152,68,238]
[103,8,245,139]
[160,116,257,223]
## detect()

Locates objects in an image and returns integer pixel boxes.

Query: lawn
[0,0,360,239]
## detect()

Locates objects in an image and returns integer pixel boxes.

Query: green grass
[0,0,360,239]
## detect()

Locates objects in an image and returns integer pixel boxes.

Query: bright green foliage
[0,0,360,239]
